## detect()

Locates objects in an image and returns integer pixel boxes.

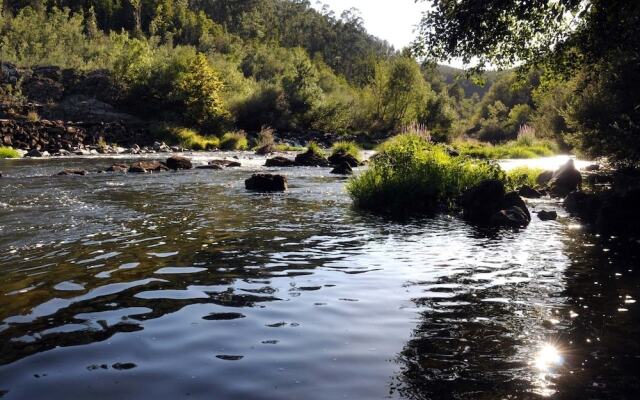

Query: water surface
[0,154,638,399]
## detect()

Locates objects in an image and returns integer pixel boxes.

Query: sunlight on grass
[0,146,21,159]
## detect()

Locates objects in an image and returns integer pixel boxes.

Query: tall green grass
[331,141,362,162]
[220,131,249,150]
[453,138,558,159]
[167,127,220,150]
[0,146,21,159]
[347,134,505,214]
[505,166,545,190]
[305,141,325,156]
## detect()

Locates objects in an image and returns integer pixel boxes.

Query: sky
[310,0,426,50]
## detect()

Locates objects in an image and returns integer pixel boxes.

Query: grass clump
[0,146,21,159]
[220,131,249,150]
[168,127,220,150]
[254,126,276,149]
[453,138,558,160]
[347,134,504,214]
[26,111,40,122]
[505,166,545,190]
[331,141,362,162]
[305,141,325,156]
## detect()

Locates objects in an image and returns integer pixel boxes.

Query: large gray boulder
[549,160,582,197]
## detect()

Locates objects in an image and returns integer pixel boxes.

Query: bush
[0,146,21,159]
[167,127,220,150]
[254,126,276,149]
[506,166,545,189]
[220,131,249,150]
[331,141,362,162]
[453,138,558,159]
[347,134,505,214]
[26,111,40,122]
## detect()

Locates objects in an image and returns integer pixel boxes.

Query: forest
[0,0,638,164]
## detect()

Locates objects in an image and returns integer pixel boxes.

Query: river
[0,153,638,399]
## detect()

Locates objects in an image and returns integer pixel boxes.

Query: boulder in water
[330,162,353,175]
[56,169,88,176]
[538,210,558,221]
[536,170,554,187]
[461,179,531,227]
[166,156,192,170]
[549,160,582,197]
[245,174,287,192]
[208,159,241,168]
[128,161,169,173]
[328,152,360,168]
[265,156,296,167]
[295,149,330,167]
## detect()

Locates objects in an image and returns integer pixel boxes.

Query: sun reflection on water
[532,343,565,397]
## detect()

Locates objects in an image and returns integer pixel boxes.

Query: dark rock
[564,191,601,224]
[26,149,44,157]
[265,156,296,167]
[536,170,554,187]
[245,174,288,192]
[57,169,88,176]
[331,162,353,175]
[33,66,61,81]
[295,149,330,167]
[208,159,241,168]
[445,145,460,157]
[328,152,360,167]
[128,161,169,173]
[461,180,530,227]
[106,163,128,173]
[503,191,531,221]
[22,76,64,103]
[549,160,582,197]
[585,173,613,185]
[196,165,223,170]
[490,206,530,228]
[166,156,192,170]
[538,210,558,221]
[518,185,542,199]
[461,179,506,223]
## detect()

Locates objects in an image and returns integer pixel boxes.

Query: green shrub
[453,138,558,159]
[331,141,362,162]
[167,127,220,150]
[254,126,276,149]
[0,146,21,159]
[220,131,249,150]
[26,111,40,122]
[348,134,505,214]
[506,166,545,189]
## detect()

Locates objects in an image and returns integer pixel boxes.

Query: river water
[0,153,638,399]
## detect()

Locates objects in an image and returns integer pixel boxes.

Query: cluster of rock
[265,148,361,176]
[461,179,532,228]
[0,118,157,155]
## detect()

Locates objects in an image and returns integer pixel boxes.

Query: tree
[415,0,640,163]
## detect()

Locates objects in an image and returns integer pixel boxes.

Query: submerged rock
[265,156,296,167]
[56,169,88,176]
[331,162,353,175]
[196,165,223,170]
[549,160,582,197]
[255,144,277,155]
[245,174,288,192]
[105,163,128,173]
[490,206,530,228]
[538,210,558,221]
[166,156,192,170]
[564,191,601,224]
[208,159,241,168]
[128,161,169,173]
[295,149,330,167]
[26,149,45,157]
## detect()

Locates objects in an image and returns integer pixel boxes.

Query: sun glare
[535,344,564,371]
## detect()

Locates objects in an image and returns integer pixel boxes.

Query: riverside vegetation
[1,0,630,162]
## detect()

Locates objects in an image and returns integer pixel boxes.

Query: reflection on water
[0,154,638,399]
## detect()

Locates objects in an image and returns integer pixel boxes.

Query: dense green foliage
[219,131,248,150]
[505,166,545,189]
[347,134,504,214]
[415,0,640,164]
[0,146,20,158]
